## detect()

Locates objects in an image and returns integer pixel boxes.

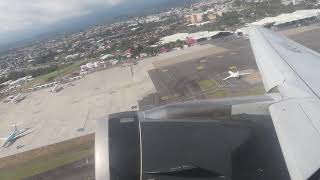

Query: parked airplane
[0,123,33,148]
[223,70,251,80]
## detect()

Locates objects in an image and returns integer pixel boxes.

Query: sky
[0,0,190,47]
[0,0,125,45]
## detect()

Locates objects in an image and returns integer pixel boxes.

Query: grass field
[207,85,265,99]
[230,85,265,97]
[198,79,217,91]
[0,136,94,180]
[24,60,89,90]
[207,89,228,98]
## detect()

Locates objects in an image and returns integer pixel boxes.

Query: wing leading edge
[249,27,320,180]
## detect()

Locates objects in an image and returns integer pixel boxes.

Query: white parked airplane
[223,70,251,80]
[0,123,33,148]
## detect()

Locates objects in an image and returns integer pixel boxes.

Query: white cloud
[0,0,123,35]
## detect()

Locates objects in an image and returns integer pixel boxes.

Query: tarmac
[0,24,320,159]
[0,43,229,158]
[148,35,262,105]
[0,58,156,158]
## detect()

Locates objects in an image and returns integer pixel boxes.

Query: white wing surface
[249,27,320,180]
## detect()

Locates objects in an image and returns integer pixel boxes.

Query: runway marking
[200,59,207,63]
[217,55,224,58]
[230,52,238,55]
[229,66,237,70]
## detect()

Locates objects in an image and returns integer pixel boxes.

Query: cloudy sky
[0,0,125,45]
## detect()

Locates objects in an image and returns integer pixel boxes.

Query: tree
[132,45,144,58]
[234,0,242,7]
[7,71,26,81]
[175,40,184,48]
[0,77,9,84]
[27,65,58,78]
[217,11,241,27]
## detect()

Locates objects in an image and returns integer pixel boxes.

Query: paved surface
[0,44,223,158]
[148,36,262,105]
[152,44,227,68]
[0,56,156,158]
[0,24,320,159]
[287,25,320,53]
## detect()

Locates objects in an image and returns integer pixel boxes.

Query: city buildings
[185,12,204,24]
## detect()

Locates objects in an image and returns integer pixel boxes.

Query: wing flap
[269,98,320,180]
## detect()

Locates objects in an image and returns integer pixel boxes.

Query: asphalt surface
[147,36,262,106]
[288,26,320,52]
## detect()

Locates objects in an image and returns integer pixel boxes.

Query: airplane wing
[249,27,320,180]
[12,128,34,140]
[238,73,251,76]
[223,76,232,81]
